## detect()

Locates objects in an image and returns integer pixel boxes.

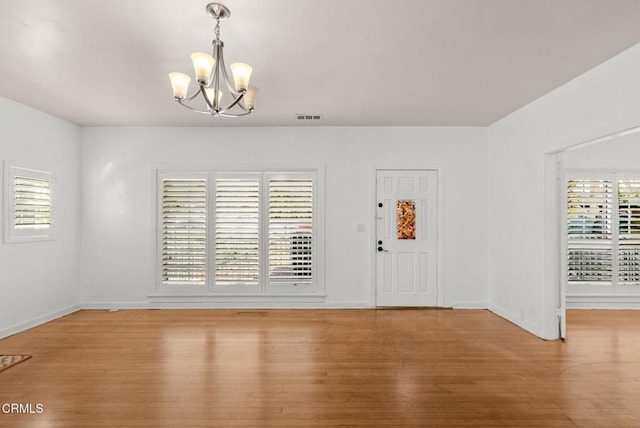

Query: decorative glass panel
[397,200,416,240]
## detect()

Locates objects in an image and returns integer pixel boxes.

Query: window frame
[154,164,325,300]
[3,163,55,244]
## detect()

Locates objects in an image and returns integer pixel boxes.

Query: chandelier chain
[214,19,221,42]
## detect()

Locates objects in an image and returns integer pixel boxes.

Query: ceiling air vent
[296,114,322,121]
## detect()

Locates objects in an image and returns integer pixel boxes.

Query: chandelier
[168,3,258,117]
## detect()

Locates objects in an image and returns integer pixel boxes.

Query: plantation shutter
[268,177,313,282]
[14,175,52,229]
[215,178,260,285]
[161,178,207,285]
[618,179,640,284]
[567,179,613,284]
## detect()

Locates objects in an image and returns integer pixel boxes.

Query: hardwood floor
[1,309,640,427]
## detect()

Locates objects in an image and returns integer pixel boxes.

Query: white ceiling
[1,0,640,127]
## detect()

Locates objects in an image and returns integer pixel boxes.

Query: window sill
[148,293,326,304]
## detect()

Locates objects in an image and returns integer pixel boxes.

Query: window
[567,173,640,287]
[567,179,613,283]
[160,174,208,286]
[268,175,314,284]
[215,175,261,290]
[618,179,640,284]
[4,164,54,243]
[157,168,322,298]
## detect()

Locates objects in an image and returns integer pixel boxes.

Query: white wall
[563,131,640,169]
[0,96,81,338]
[80,126,488,309]
[488,43,640,339]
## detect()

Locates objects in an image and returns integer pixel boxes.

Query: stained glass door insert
[397,200,416,240]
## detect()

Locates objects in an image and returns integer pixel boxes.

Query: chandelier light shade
[169,3,257,117]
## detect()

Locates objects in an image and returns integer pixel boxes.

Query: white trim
[542,153,564,339]
[150,294,326,304]
[152,161,324,173]
[567,293,640,309]
[568,302,640,309]
[83,301,367,310]
[369,164,445,308]
[452,301,488,309]
[488,302,547,339]
[0,304,79,339]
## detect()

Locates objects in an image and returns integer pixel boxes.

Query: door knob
[377,246,388,252]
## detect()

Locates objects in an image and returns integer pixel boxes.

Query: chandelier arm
[216,41,241,96]
[218,110,253,117]
[176,100,219,115]
[180,89,204,103]
[222,92,248,112]
[198,84,215,112]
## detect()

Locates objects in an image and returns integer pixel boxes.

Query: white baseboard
[81,302,151,310]
[488,302,546,339]
[0,304,80,339]
[82,300,372,310]
[452,301,488,309]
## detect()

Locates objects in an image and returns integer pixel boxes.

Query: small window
[4,165,54,243]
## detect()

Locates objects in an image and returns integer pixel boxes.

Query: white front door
[376,169,438,307]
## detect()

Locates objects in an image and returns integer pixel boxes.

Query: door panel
[376,169,438,307]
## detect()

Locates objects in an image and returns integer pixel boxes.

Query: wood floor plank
[1,309,640,427]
